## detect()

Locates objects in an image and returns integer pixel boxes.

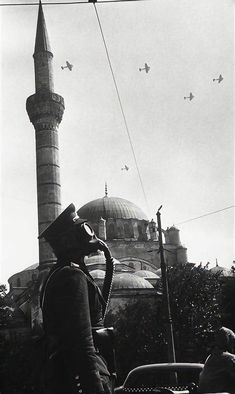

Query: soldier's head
[38,203,99,260]
[214,326,235,353]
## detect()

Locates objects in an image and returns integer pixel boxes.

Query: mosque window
[124,223,132,238]
[17,278,21,287]
[138,224,144,240]
[117,226,123,238]
[108,223,115,240]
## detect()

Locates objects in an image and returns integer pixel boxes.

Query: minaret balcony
[26,91,65,128]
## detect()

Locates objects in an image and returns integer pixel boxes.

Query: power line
[175,205,235,225]
[0,0,149,6]
[93,2,150,213]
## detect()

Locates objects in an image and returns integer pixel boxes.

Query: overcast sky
[0,0,234,285]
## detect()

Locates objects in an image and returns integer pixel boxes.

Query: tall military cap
[38,203,95,255]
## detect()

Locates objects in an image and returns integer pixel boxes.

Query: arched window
[16,278,21,287]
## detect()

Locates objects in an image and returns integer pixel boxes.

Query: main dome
[77,196,148,221]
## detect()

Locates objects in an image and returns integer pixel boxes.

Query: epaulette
[70,262,81,269]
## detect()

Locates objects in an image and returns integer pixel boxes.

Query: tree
[167,264,221,362]
[0,284,45,393]
[0,284,14,328]
[0,284,7,305]
[106,264,222,382]
[0,336,46,393]
[106,298,167,383]
[220,276,235,331]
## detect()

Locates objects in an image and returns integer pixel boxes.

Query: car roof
[124,363,204,385]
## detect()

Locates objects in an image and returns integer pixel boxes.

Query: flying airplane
[139,63,150,73]
[213,74,223,83]
[61,61,73,71]
[121,165,129,171]
[184,92,194,101]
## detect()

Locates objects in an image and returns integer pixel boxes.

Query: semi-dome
[134,270,160,279]
[77,196,148,221]
[210,265,232,277]
[85,253,120,267]
[90,269,105,279]
[155,268,162,276]
[112,273,153,290]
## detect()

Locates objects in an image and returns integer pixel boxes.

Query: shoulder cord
[40,257,115,319]
[101,257,115,319]
[40,265,64,310]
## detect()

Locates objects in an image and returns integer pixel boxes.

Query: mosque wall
[106,289,161,316]
[8,269,38,290]
[107,239,162,268]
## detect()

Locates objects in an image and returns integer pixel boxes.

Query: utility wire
[93,2,150,213]
[0,0,149,6]
[175,205,235,226]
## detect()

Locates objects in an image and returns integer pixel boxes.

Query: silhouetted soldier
[39,203,115,394]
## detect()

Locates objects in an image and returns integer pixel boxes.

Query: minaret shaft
[34,51,54,92]
[26,1,64,269]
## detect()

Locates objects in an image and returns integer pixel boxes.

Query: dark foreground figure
[40,203,115,394]
[198,326,235,393]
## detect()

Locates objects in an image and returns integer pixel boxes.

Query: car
[114,363,204,394]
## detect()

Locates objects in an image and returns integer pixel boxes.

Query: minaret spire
[105,182,108,197]
[26,1,64,270]
[33,0,54,92]
[34,0,51,55]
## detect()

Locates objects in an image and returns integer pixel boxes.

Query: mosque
[5,1,189,332]
[4,1,233,338]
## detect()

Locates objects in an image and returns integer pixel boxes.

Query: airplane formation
[184,75,223,102]
[60,62,224,175]
[61,61,223,103]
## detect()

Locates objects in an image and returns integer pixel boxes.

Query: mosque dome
[155,268,162,276]
[210,265,232,277]
[24,263,38,271]
[85,253,120,267]
[90,269,105,279]
[134,270,160,279]
[77,196,148,221]
[112,273,153,290]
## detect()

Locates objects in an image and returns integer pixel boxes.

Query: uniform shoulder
[56,263,87,278]
[221,351,235,363]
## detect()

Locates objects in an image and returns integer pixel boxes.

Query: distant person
[198,326,235,393]
[39,203,115,394]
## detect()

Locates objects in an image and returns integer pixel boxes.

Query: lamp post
[156,206,176,364]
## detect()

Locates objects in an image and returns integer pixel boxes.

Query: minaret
[26,1,65,270]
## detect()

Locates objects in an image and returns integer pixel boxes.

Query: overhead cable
[0,0,149,6]
[93,2,150,213]
[175,205,235,225]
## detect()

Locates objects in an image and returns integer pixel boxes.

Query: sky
[0,0,234,285]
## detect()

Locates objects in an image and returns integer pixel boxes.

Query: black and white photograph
[0,0,234,392]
